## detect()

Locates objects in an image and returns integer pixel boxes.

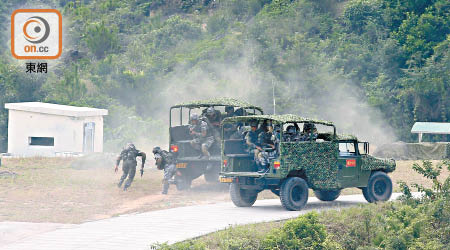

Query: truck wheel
[314,189,341,201]
[230,183,258,207]
[175,175,192,191]
[280,177,309,211]
[362,171,392,203]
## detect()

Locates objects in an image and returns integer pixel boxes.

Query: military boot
[162,182,169,195]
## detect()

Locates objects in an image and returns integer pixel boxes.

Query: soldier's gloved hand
[114,165,118,173]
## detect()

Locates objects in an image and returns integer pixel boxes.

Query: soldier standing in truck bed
[203,107,222,142]
[153,146,176,194]
[189,113,214,159]
[115,143,146,191]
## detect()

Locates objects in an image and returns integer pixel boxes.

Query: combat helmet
[190,113,199,121]
[126,143,136,150]
[152,146,162,154]
[206,107,216,116]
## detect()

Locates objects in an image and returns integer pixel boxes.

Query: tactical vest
[123,149,138,162]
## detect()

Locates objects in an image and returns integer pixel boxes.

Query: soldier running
[115,143,146,191]
[153,146,176,195]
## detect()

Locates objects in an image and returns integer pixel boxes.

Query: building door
[83,122,95,153]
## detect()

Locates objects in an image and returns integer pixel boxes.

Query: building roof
[222,114,334,126]
[411,122,450,134]
[171,97,263,113]
[5,102,108,117]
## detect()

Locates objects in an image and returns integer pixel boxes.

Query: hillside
[0,0,449,151]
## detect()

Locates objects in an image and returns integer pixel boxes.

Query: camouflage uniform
[257,130,276,171]
[189,114,214,158]
[116,143,146,191]
[223,106,237,139]
[245,123,263,162]
[299,123,318,141]
[203,107,222,142]
[283,125,300,142]
[153,147,176,194]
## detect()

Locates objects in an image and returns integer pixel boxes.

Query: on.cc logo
[23,16,50,44]
[11,9,62,59]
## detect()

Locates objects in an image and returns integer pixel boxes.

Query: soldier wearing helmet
[300,122,318,141]
[189,113,214,159]
[115,143,146,191]
[153,146,176,194]
[256,121,276,172]
[246,120,263,161]
[202,107,221,142]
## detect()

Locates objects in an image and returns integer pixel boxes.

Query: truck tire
[280,177,309,211]
[175,175,192,191]
[230,183,258,207]
[314,189,341,201]
[362,171,392,203]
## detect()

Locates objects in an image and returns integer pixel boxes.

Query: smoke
[145,41,395,147]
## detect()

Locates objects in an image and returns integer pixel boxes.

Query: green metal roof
[411,122,450,134]
[171,97,263,112]
[222,114,334,126]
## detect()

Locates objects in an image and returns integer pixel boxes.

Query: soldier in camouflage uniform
[115,143,146,191]
[203,107,222,142]
[299,123,318,141]
[189,113,214,159]
[246,121,264,163]
[153,146,176,194]
[256,122,276,172]
[223,106,237,139]
[283,124,300,142]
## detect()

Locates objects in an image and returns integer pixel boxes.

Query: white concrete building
[4,102,108,157]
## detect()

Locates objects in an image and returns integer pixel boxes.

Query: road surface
[0,193,403,250]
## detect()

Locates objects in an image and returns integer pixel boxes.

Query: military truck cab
[220,114,396,210]
[169,98,263,190]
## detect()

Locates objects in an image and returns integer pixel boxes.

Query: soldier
[245,121,263,163]
[223,106,236,139]
[115,143,146,191]
[153,146,176,195]
[203,107,222,142]
[300,123,318,141]
[224,106,235,118]
[189,113,214,159]
[256,122,276,172]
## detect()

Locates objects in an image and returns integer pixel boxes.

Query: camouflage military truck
[219,114,396,211]
[169,98,264,190]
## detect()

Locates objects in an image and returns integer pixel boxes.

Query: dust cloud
[146,41,395,148]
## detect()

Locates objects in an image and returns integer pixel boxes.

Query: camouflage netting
[280,142,339,190]
[361,155,396,172]
[373,142,450,160]
[172,97,263,112]
[223,114,334,127]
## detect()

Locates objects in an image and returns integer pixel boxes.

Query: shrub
[262,212,329,250]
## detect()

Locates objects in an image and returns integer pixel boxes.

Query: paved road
[1,193,402,250]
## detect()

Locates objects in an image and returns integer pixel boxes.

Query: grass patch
[0,158,447,224]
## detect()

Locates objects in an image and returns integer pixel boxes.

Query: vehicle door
[337,140,360,187]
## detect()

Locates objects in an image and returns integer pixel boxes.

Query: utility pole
[272,79,276,115]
